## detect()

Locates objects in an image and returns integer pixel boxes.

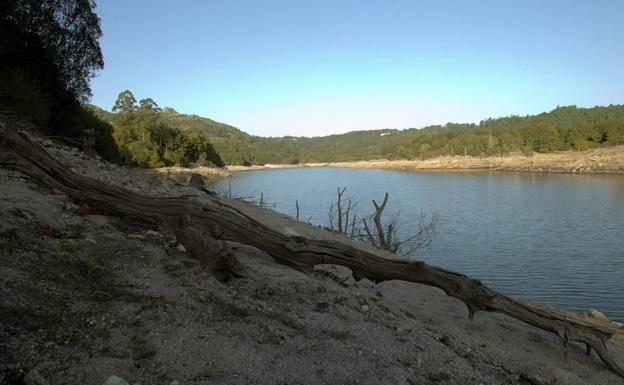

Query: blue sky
[90,0,624,137]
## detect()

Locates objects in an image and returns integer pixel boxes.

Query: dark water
[209,168,624,322]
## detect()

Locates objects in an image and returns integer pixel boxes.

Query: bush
[570,138,598,151]
[111,110,224,168]
[0,69,49,126]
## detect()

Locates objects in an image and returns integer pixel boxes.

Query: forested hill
[88,104,624,166]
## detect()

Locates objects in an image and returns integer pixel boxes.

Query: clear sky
[90,0,624,137]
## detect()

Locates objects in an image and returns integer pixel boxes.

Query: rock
[315,302,329,312]
[359,305,370,313]
[42,140,53,147]
[528,331,545,343]
[588,309,609,321]
[177,244,187,252]
[145,230,165,244]
[103,375,130,385]
[23,369,50,385]
[145,230,163,238]
[188,173,204,191]
[163,260,184,273]
[170,381,180,385]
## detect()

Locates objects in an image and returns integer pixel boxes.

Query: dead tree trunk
[1,128,623,378]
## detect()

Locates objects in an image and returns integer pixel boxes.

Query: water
[209,168,624,322]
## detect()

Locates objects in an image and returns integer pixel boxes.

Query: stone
[24,369,50,385]
[177,244,187,252]
[188,173,205,191]
[103,375,130,385]
[588,309,608,321]
[315,302,329,312]
[145,230,163,238]
[359,305,370,313]
[528,331,545,343]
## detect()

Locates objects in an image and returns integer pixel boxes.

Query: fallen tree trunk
[1,127,623,378]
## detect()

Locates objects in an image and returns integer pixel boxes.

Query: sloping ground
[1,140,624,385]
[309,145,624,174]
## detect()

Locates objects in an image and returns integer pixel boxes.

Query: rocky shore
[1,137,623,385]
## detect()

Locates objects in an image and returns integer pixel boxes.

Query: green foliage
[0,0,105,143]
[383,105,624,160]
[0,69,49,125]
[93,102,624,166]
[139,97,160,112]
[111,107,224,168]
[112,90,137,113]
[1,0,103,101]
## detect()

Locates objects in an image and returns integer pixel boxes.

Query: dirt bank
[229,146,624,174]
[319,146,624,173]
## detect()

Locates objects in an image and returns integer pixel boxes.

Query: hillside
[87,104,624,166]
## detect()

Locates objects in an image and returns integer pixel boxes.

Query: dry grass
[310,145,624,174]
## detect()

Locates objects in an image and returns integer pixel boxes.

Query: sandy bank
[319,146,624,173]
[228,146,624,174]
[227,163,305,172]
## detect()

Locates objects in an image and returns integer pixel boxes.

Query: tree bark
[1,127,623,378]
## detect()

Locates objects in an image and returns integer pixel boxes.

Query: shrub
[0,69,49,126]
[570,138,598,151]
[111,109,224,168]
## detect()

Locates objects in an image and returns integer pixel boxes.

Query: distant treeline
[383,105,624,159]
[92,102,624,166]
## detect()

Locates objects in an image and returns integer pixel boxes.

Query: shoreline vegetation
[226,144,624,175]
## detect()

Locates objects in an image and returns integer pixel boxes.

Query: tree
[139,97,161,112]
[1,0,104,100]
[112,90,137,112]
[111,109,224,168]
[527,124,561,152]
[1,0,105,135]
[327,188,437,257]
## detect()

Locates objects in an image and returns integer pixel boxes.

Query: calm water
[209,168,624,322]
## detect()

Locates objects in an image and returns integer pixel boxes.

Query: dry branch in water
[1,127,623,378]
[329,187,437,256]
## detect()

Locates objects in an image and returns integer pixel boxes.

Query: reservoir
[209,167,624,322]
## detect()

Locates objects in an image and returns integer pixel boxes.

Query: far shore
[152,145,624,182]
[227,145,624,175]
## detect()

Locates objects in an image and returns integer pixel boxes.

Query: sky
[90,0,624,137]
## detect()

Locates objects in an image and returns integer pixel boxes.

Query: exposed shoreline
[2,132,624,384]
[227,145,624,175]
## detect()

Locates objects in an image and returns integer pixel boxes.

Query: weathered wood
[1,127,623,378]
